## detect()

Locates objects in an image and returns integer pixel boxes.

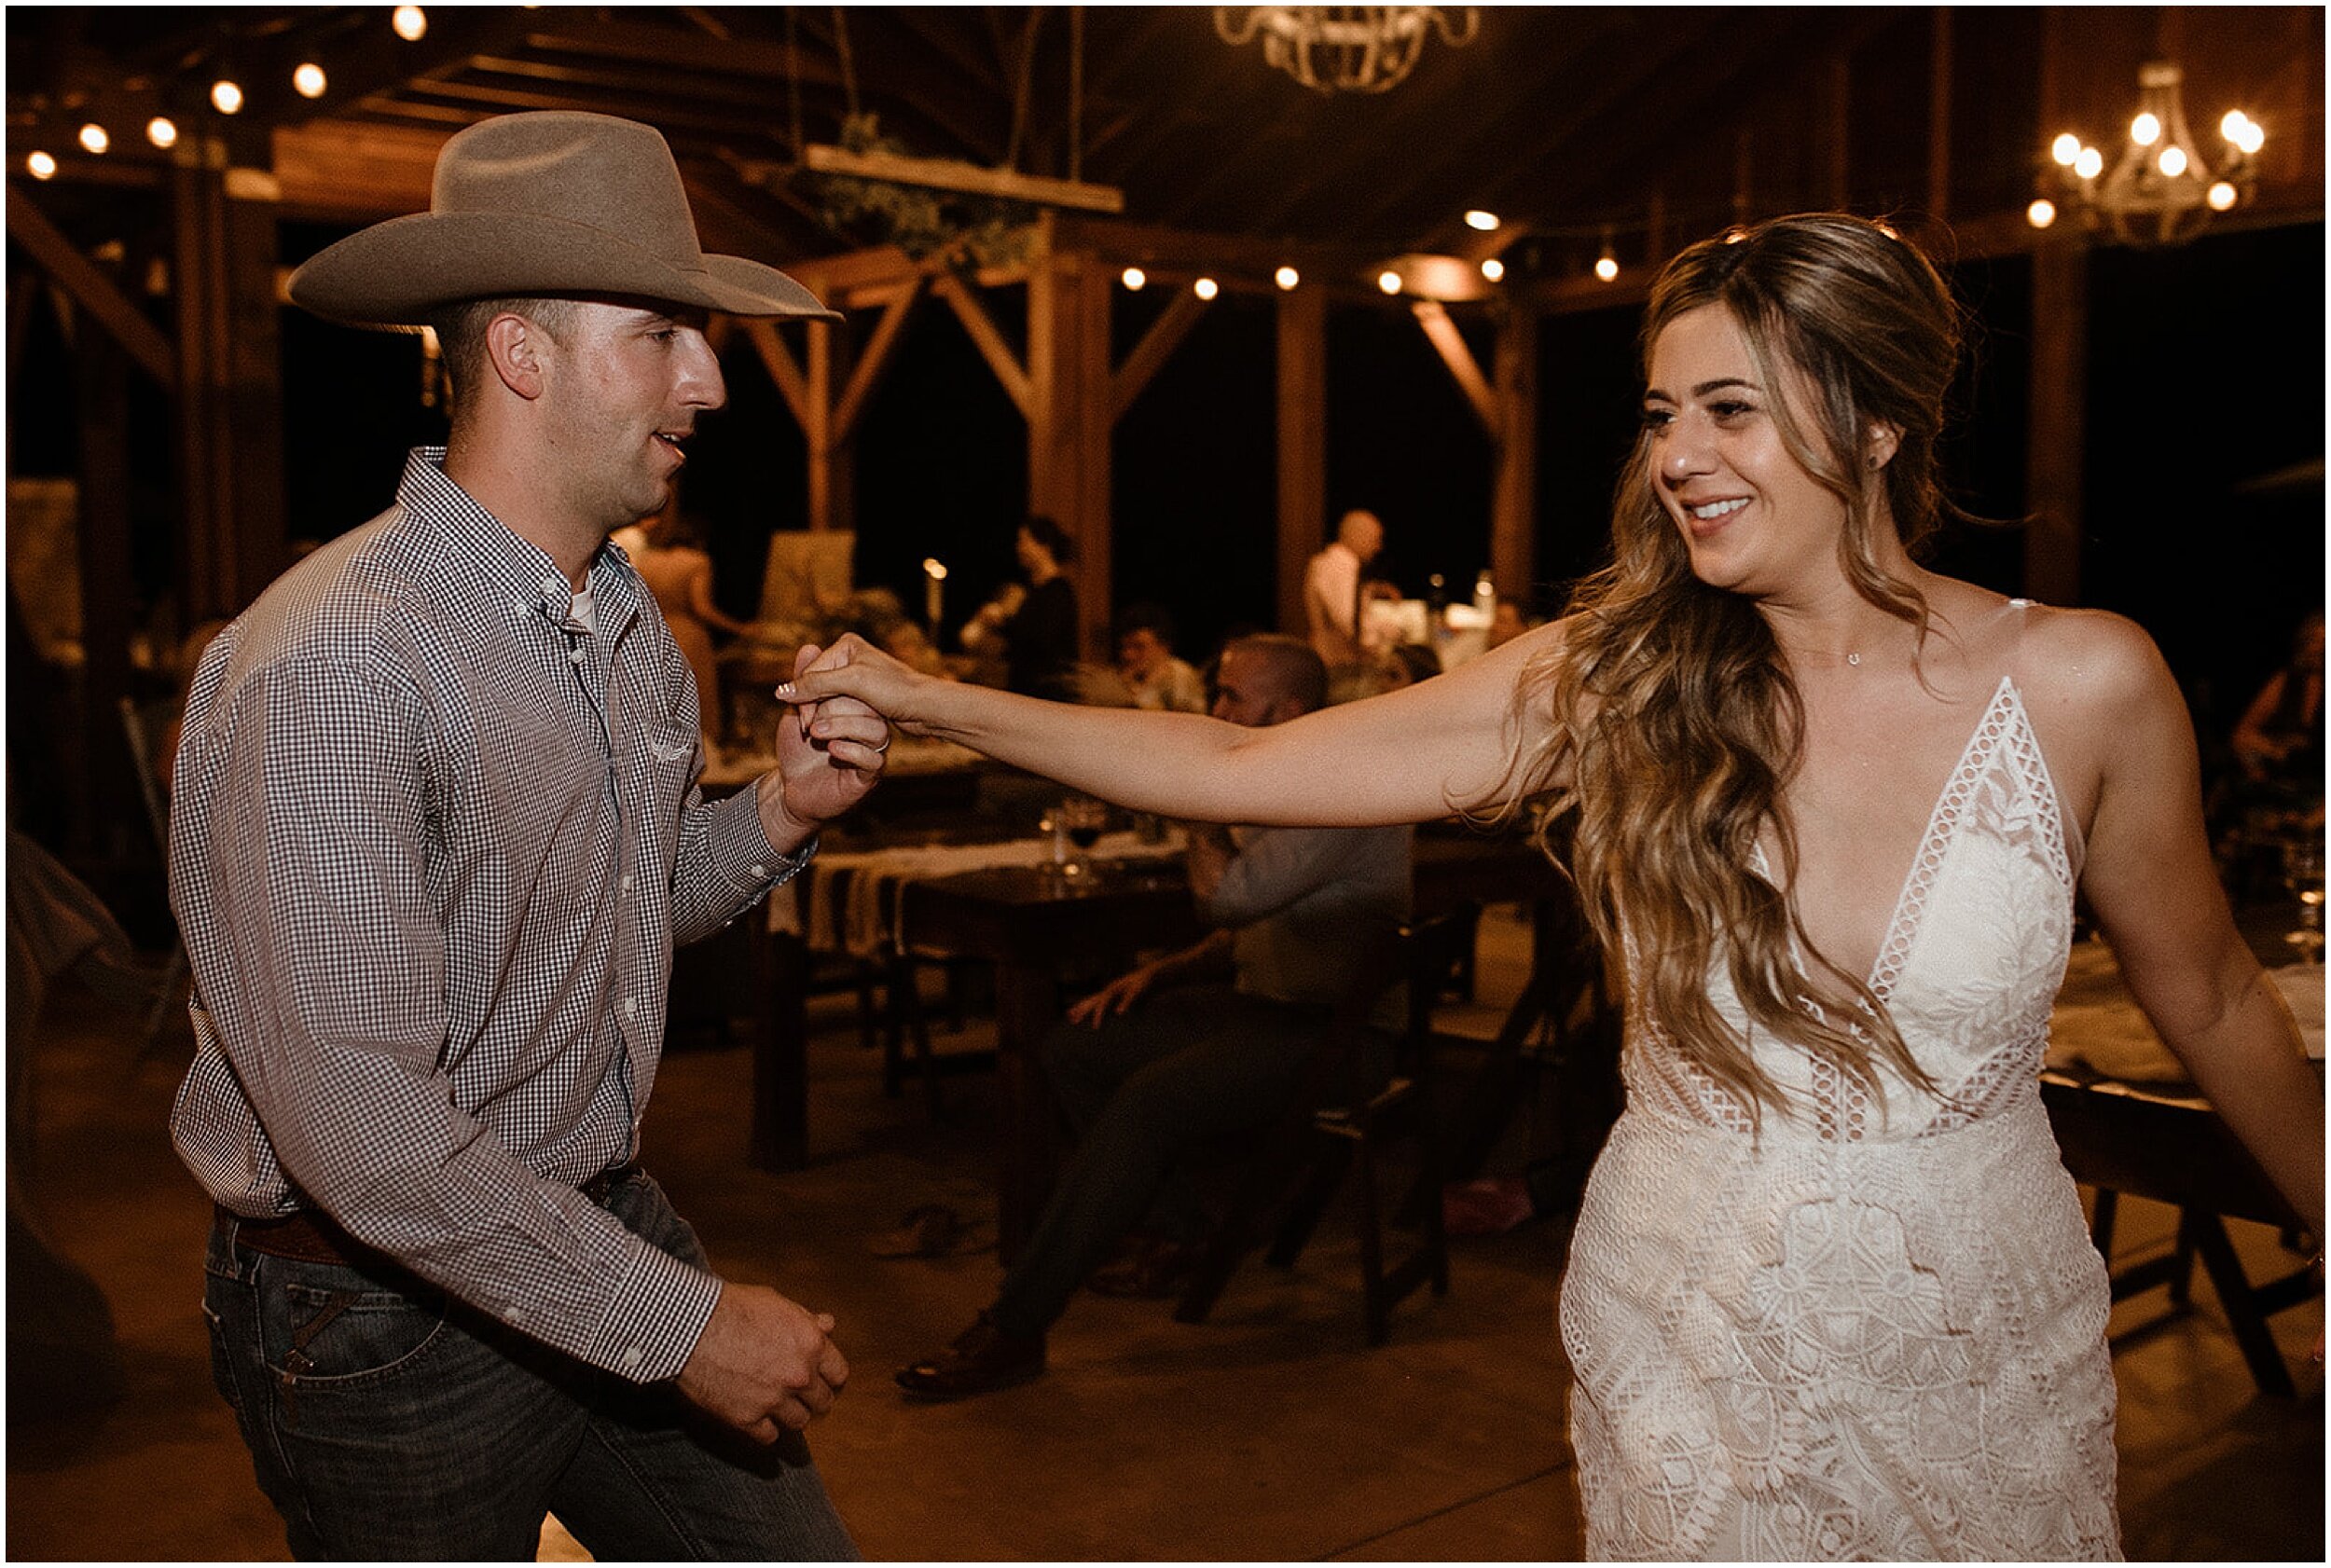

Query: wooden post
[1490,305,1539,612]
[74,326,136,862]
[2024,232,2087,606]
[1027,223,1112,658]
[804,320,854,534]
[172,141,286,619]
[1927,8,1953,221]
[1276,284,1327,638]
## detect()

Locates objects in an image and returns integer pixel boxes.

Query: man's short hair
[1223,633,1328,716]
[1022,514,1076,567]
[426,296,578,412]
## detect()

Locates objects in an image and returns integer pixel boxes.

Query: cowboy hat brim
[288,209,841,327]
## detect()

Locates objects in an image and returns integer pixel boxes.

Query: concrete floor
[7,903,2324,1561]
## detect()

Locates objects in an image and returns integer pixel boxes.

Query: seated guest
[894,636,1412,1398]
[2232,611,2324,802]
[1116,604,1208,713]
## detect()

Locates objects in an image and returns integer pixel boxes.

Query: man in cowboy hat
[170,112,879,1558]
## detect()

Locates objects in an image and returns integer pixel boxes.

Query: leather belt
[224,1162,641,1269]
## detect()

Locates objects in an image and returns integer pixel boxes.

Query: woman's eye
[1639,407,1674,433]
[1710,401,1755,420]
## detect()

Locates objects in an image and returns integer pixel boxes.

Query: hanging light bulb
[2131,111,2161,146]
[1593,251,1619,283]
[1120,267,1146,291]
[1463,209,1499,231]
[26,150,57,180]
[1274,265,1300,291]
[1376,269,1402,296]
[212,79,245,115]
[2157,145,2187,177]
[2027,198,2058,228]
[393,5,428,42]
[2206,181,2238,212]
[1479,256,1504,282]
[2073,145,2103,180]
[147,116,179,149]
[294,62,328,99]
[2051,132,2082,167]
[1193,277,1219,300]
[78,123,110,155]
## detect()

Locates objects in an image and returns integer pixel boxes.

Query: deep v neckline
[1756,675,2020,998]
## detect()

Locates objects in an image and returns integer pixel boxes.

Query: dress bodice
[1622,674,2082,1145]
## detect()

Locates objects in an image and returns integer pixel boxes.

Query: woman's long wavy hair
[1516,213,1970,1124]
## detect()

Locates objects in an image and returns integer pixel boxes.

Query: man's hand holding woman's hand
[756,640,891,852]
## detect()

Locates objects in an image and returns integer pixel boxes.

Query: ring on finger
[873,736,892,754]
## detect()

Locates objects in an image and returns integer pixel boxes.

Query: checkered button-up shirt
[169,448,808,1382]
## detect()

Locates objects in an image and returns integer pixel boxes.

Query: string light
[1120,267,1146,291]
[294,62,328,99]
[2131,111,2161,147]
[1478,256,1503,282]
[77,123,110,155]
[2026,198,2058,228]
[1274,265,1300,290]
[2051,132,2082,167]
[1193,277,1219,300]
[393,5,428,42]
[1376,269,1402,295]
[2206,181,2238,212]
[147,117,178,149]
[1463,209,1499,231]
[211,79,245,115]
[2073,145,2103,180]
[1593,253,1619,282]
[26,151,57,180]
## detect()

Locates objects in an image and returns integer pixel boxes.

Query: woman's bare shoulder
[2014,601,2172,711]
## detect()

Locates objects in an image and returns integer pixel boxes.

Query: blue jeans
[201,1171,858,1561]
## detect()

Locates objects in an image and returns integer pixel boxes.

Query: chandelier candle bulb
[2207,181,2238,212]
[211,79,243,114]
[294,62,327,98]
[393,5,427,41]
[1193,277,1219,300]
[1464,209,1499,231]
[1121,267,1146,291]
[78,124,109,155]
[2157,146,2186,178]
[147,117,178,148]
[2074,146,2103,180]
[26,150,56,180]
[1377,269,1401,295]
[2027,199,2058,228]
[1480,256,1504,282]
[2131,111,2161,145]
[923,558,946,631]
[2051,132,2082,167]
[1274,265,1300,290]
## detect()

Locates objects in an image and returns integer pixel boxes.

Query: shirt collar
[394,447,641,636]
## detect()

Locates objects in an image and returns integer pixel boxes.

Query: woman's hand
[779,634,947,741]
[757,642,890,851]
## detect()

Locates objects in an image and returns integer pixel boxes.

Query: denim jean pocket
[269,1269,450,1387]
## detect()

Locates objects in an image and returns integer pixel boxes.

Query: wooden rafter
[1109,288,1209,424]
[745,319,812,432]
[5,186,175,391]
[830,277,926,448]
[1411,302,1497,439]
[931,272,1032,417]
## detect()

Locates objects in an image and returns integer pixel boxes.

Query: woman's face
[1642,305,1862,599]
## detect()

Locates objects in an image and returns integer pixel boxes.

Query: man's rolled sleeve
[675,784,817,942]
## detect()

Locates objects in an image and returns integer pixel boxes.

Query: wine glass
[2283,836,2325,963]
[1057,796,1109,883]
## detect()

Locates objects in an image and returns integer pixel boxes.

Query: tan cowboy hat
[288,111,839,326]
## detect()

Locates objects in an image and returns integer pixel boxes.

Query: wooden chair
[1172,909,1475,1345]
[2040,1064,2321,1397]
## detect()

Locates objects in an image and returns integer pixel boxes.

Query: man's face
[1348,515,1384,564]
[1209,648,1288,729]
[539,300,724,537]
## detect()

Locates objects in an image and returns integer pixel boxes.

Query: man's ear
[482,310,550,401]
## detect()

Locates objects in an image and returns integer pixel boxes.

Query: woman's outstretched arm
[784,622,1569,830]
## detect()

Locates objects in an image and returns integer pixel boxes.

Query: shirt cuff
[589,1232,724,1383]
[707,784,819,899]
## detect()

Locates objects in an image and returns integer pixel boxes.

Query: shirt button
[542,574,566,597]
[621,1346,644,1371]
[620,873,634,892]
[751,864,768,879]
[505,1306,525,1325]
[623,996,638,1020]
[570,647,586,665]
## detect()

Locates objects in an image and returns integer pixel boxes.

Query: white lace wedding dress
[1562,670,2123,1560]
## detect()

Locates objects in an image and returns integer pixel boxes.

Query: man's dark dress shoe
[894,1313,1046,1399]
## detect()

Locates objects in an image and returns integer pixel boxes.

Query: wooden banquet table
[742,821,1564,1257]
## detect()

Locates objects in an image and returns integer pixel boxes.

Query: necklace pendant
[1846,653,1861,667]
